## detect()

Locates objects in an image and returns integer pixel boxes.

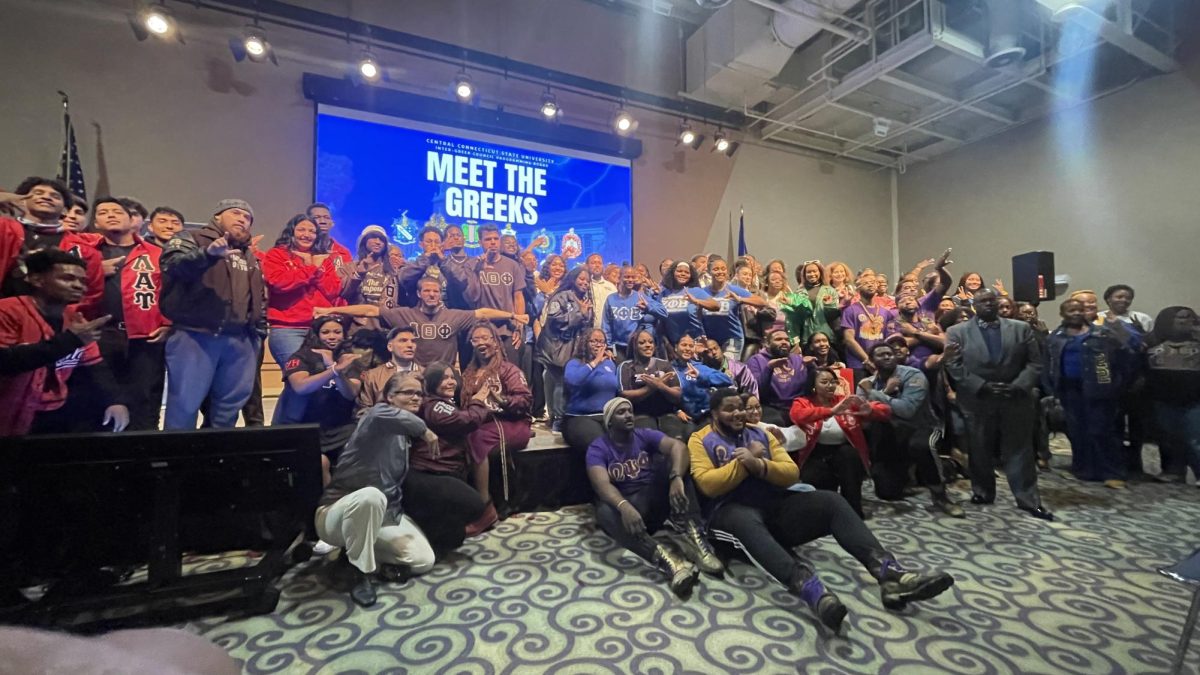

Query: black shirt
[100,243,137,324]
[281,346,355,428]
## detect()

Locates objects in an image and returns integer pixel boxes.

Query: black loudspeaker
[1011,251,1055,303]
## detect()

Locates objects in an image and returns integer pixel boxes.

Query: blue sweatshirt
[564,357,621,415]
[671,359,734,419]
[701,283,752,344]
[603,290,667,348]
[660,287,709,343]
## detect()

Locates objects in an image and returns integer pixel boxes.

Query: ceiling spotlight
[612,107,637,136]
[453,72,475,102]
[712,130,739,157]
[230,25,277,65]
[540,90,560,119]
[358,52,380,81]
[129,2,181,42]
[677,122,704,150]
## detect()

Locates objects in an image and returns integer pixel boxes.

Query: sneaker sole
[883,574,955,609]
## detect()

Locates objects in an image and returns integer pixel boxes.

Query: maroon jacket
[412,395,493,476]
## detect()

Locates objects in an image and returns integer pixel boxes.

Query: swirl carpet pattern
[190,470,1200,674]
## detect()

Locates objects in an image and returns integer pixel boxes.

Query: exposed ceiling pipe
[983,0,1026,68]
[1040,0,1178,71]
[740,0,868,44]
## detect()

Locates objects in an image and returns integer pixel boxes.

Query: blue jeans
[1154,402,1200,477]
[164,330,261,429]
[1059,383,1124,481]
[268,327,310,425]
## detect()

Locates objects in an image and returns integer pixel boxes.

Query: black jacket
[160,223,267,336]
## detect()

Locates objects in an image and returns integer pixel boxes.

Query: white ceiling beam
[877,72,1017,126]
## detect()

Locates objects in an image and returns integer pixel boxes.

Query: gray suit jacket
[945,317,1042,410]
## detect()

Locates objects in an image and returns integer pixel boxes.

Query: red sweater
[0,217,104,318]
[789,393,891,470]
[0,296,101,436]
[75,234,168,339]
[262,246,345,327]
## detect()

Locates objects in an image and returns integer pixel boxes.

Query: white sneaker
[312,540,337,556]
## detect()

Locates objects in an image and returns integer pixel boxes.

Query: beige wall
[702,143,894,279]
[898,59,1200,316]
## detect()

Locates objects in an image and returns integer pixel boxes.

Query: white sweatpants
[314,487,435,575]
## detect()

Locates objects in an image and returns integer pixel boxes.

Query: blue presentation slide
[315,106,633,266]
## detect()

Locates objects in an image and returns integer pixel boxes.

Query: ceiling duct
[984,0,1026,68]
[685,0,861,107]
[1039,0,1179,72]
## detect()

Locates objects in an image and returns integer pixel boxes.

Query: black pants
[527,350,546,419]
[1118,391,1146,474]
[962,398,1040,509]
[799,443,865,517]
[563,414,606,503]
[760,405,790,427]
[708,490,887,587]
[98,331,166,431]
[593,462,703,562]
[402,470,486,554]
[633,413,693,443]
[868,422,946,500]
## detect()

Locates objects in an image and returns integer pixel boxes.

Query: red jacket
[0,296,101,436]
[262,246,345,328]
[0,217,104,318]
[789,393,891,470]
[75,233,168,339]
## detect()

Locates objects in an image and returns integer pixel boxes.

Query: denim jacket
[1043,322,1140,399]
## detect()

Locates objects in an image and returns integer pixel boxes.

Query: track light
[357,51,380,81]
[540,90,560,120]
[453,72,475,102]
[230,25,277,65]
[712,130,739,157]
[612,107,637,136]
[677,122,704,150]
[129,2,181,42]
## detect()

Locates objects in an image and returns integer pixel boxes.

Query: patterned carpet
[184,455,1200,675]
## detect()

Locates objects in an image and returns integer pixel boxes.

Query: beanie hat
[357,224,390,250]
[214,199,254,222]
[602,397,632,429]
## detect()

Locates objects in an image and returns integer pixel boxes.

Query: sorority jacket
[160,223,268,336]
[780,285,841,345]
[688,424,798,518]
[75,233,168,339]
[412,395,493,476]
[0,217,104,318]
[1043,321,1140,399]
[789,393,891,470]
[262,246,345,328]
[670,359,734,420]
[341,257,407,330]
[0,296,101,436]
[461,360,533,421]
[537,288,593,369]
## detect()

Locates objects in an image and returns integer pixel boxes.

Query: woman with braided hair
[462,322,533,523]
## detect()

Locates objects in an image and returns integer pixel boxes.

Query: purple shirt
[841,302,897,369]
[586,428,666,495]
[746,352,812,410]
[468,254,526,335]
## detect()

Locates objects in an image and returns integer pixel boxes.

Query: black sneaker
[878,559,954,610]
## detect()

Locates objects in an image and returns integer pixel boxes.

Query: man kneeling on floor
[315,373,437,607]
[689,388,954,631]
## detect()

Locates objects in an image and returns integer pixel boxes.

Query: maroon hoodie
[412,395,493,476]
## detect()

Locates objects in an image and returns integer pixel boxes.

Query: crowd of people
[2,175,1197,629]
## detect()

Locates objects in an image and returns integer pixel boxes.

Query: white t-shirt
[817,416,847,444]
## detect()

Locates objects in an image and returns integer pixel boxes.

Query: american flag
[57,96,86,202]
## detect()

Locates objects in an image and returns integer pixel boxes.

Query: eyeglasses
[587,339,607,346]
[393,389,423,398]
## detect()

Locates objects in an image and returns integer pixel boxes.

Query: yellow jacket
[688,423,799,498]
